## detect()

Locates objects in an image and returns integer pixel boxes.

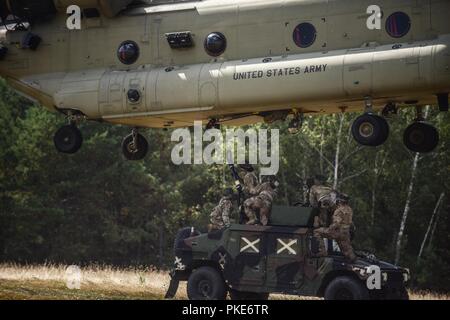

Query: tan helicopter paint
[0,0,449,128]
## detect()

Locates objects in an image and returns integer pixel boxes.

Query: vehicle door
[265,231,305,289]
[228,230,266,286]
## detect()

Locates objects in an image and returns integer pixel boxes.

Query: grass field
[0,264,448,300]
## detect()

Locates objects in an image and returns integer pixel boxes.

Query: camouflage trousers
[210,214,226,231]
[313,225,356,261]
[244,195,272,225]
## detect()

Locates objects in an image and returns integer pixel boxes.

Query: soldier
[239,164,259,197]
[313,191,357,261]
[209,188,234,231]
[243,180,277,226]
[308,175,333,227]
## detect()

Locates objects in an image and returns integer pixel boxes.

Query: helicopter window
[386,12,411,38]
[204,32,227,57]
[127,89,141,104]
[117,41,140,65]
[292,22,316,48]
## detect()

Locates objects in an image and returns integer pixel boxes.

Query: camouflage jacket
[242,172,259,197]
[309,185,333,208]
[210,196,233,226]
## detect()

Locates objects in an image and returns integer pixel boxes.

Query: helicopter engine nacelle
[53,0,134,18]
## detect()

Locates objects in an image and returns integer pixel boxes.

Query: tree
[0,79,449,290]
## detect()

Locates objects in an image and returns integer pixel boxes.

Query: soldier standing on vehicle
[308,175,333,227]
[209,188,234,231]
[238,164,260,224]
[313,191,357,261]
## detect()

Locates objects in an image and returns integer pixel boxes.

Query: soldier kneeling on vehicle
[243,176,278,226]
[209,188,234,231]
[313,190,357,261]
[243,183,275,225]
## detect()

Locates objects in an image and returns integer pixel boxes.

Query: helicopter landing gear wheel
[54,124,83,154]
[403,122,439,153]
[122,129,148,161]
[351,114,389,147]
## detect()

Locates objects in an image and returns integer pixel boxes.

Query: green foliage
[0,80,448,291]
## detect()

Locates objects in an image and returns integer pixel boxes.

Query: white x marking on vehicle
[174,256,186,270]
[240,237,260,253]
[218,252,227,268]
[277,239,297,255]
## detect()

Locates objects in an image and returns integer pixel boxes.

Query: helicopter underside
[101,92,441,129]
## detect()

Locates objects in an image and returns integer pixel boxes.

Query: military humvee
[169,206,410,300]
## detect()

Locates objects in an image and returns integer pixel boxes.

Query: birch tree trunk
[320,129,324,175]
[395,106,429,265]
[417,192,445,263]
[370,153,386,226]
[333,114,344,189]
[427,194,445,251]
[395,152,420,265]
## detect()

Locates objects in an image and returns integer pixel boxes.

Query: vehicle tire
[352,114,389,147]
[229,290,269,300]
[398,287,410,300]
[173,227,200,254]
[403,122,439,153]
[187,266,227,300]
[383,287,409,300]
[54,125,83,154]
[324,276,370,300]
[122,133,148,160]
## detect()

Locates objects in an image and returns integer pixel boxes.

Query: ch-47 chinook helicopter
[0,0,449,160]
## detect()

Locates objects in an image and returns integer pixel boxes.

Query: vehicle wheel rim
[198,280,212,297]
[126,141,138,154]
[409,129,425,145]
[62,134,74,147]
[335,288,354,300]
[359,122,374,138]
[56,128,77,150]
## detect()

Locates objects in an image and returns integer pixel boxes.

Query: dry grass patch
[0,263,447,300]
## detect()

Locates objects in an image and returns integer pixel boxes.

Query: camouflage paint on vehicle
[172,205,410,299]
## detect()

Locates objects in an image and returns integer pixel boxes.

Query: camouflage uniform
[313,202,356,261]
[210,196,233,231]
[242,171,259,197]
[309,184,333,227]
[244,182,277,226]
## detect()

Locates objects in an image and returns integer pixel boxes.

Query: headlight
[352,267,366,276]
[403,270,410,282]
[382,272,388,282]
